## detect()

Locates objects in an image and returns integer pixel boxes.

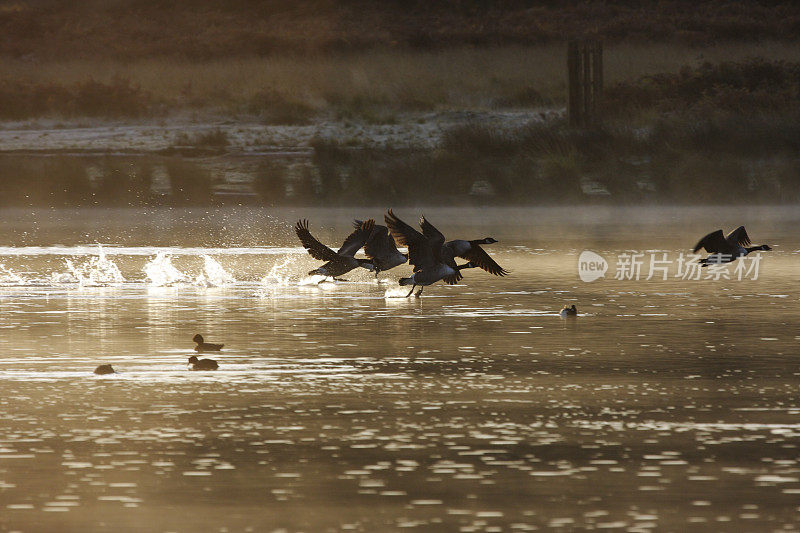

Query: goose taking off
[385,209,477,297]
[444,237,509,277]
[413,212,507,278]
[295,219,376,282]
[693,226,771,266]
[353,219,408,277]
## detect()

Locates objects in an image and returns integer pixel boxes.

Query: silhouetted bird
[693,226,771,266]
[193,334,223,352]
[93,364,115,375]
[560,305,578,317]
[443,236,508,277]
[384,209,478,297]
[188,355,219,371]
[353,219,408,277]
[295,219,376,282]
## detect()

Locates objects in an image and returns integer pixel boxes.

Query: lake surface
[0,206,798,532]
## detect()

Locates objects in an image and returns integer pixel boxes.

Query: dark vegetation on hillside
[259,59,800,205]
[1,59,798,206]
[2,1,799,60]
[1,3,798,205]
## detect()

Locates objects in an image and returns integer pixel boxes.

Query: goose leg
[415,286,424,298]
[318,276,328,285]
[405,284,416,298]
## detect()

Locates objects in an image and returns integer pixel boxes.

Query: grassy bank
[2,59,799,207]
[300,59,800,204]
[2,42,800,121]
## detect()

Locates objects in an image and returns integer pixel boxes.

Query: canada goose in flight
[353,219,408,277]
[560,305,578,317]
[399,262,476,297]
[693,226,771,266]
[295,219,376,282]
[188,355,219,371]
[386,209,508,278]
[193,334,223,352]
[444,237,508,277]
[385,209,477,297]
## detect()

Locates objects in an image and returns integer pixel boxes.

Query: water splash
[194,255,235,287]
[254,256,296,296]
[261,256,294,286]
[143,251,187,286]
[299,275,329,286]
[57,247,125,287]
[385,285,416,298]
[0,264,28,285]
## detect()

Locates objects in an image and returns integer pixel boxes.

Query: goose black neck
[745,245,768,253]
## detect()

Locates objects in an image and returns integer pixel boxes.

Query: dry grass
[4,1,800,60]
[5,42,800,119]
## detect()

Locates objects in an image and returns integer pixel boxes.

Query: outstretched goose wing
[458,245,509,276]
[364,224,402,259]
[692,229,727,253]
[385,209,434,269]
[419,215,446,253]
[295,219,339,262]
[725,226,751,247]
[338,219,374,257]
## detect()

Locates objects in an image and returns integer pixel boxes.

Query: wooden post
[592,40,603,124]
[567,40,603,127]
[582,41,592,125]
[567,41,582,127]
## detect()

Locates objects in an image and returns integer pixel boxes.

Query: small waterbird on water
[295,219,376,283]
[94,364,115,375]
[193,334,223,352]
[560,305,578,317]
[693,226,771,266]
[188,355,219,371]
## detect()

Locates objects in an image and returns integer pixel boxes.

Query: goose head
[193,334,204,344]
[188,356,199,364]
[759,244,772,251]
[481,237,498,244]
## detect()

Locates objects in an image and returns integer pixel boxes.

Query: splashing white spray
[0,264,28,285]
[194,255,235,287]
[143,251,187,286]
[254,256,296,296]
[265,256,294,285]
[57,246,125,286]
[384,285,417,298]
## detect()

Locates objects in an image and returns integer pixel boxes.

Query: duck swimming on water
[560,305,578,317]
[188,355,219,371]
[193,334,223,352]
[93,364,115,375]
